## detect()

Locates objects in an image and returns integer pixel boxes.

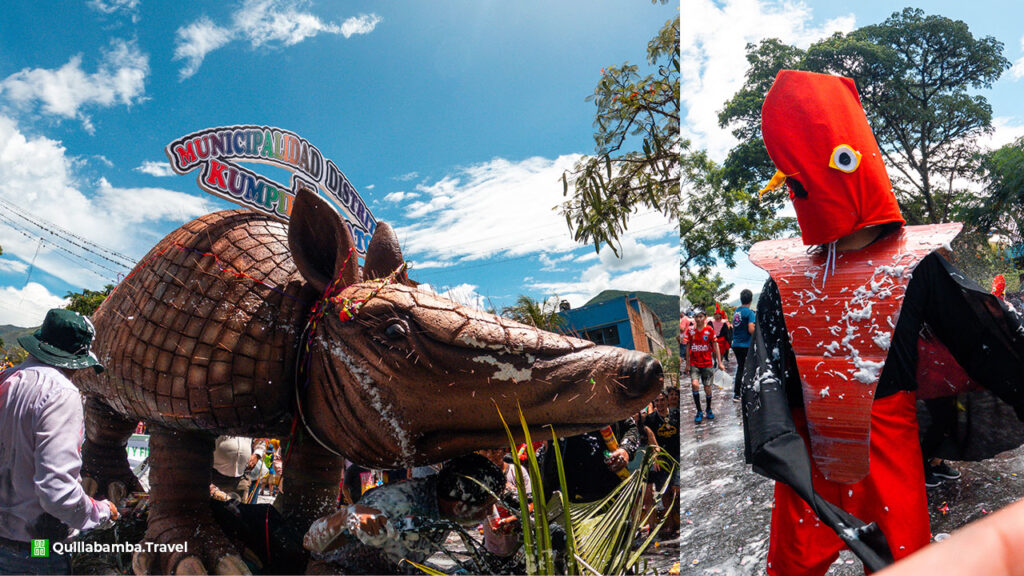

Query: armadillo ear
[289,188,361,293]
[362,222,413,285]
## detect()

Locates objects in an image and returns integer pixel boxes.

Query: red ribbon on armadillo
[749,223,961,483]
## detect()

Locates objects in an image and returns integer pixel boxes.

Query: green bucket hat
[18,309,104,374]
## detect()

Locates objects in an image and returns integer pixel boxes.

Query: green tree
[681,148,793,273]
[946,229,1021,294]
[500,295,567,332]
[719,8,1010,226]
[680,39,798,276]
[717,38,807,195]
[968,139,1024,242]
[64,284,114,317]
[955,138,1024,287]
[654,346,681,378]
[681,271,734,312]
[561,12,680,256]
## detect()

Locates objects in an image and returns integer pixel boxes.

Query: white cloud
[173,17,234,80]
[407,260,453,270]
[705,252,770,304]
[681,0,855,161]
[539,252,575,272]
[135,160,177,177]
[1012,36,1024,80]
[0,114,211,289]
[394,171,419,182]
[395,155,676,265]
[0,39,148,133]
[0,259,28,274]
[175,2,380,79]
[234,1,380,47]
[527,237,679,307]
[406,192,453,219]
[94,177,212,224]
[87,0,140,21]
[383,191,420,203]
[980,117,1024,150]
[0,283,68,328]
[418,283,489,311]
[337,14,382,38]
[365,184,375,190]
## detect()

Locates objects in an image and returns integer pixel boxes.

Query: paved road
[676,357,1024,575]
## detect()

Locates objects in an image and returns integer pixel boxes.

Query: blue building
[558,294,668,354]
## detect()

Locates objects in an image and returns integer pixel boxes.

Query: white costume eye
[829,144,861,173]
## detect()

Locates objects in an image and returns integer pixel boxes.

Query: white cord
[821,241,837,290]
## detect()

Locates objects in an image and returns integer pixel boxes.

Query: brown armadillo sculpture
[74,188,662,575]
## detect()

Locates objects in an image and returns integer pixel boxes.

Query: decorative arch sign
[165,125,377,256]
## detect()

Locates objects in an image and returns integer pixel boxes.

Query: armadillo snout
[619,351,663,398]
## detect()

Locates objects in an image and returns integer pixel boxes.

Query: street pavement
[676,355,1024,575]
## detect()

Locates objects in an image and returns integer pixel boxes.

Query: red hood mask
[760,70,905,246]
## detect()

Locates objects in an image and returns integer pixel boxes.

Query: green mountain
[0,324,35,358]
[583,290,680,344]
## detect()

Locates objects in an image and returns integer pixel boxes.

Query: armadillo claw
[215,555,252,575]
[81,477,99,497]
[132,550,154,575]
[175,556,209,575]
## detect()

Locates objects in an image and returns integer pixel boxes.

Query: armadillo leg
[139,428,249,575]
[275,432,345,521]
[81,396,143,499]
[270,432,344,573]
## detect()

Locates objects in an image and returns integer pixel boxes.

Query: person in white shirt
[210,436,265,502]
[0,309,119,575]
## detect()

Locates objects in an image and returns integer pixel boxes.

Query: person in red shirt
[678,311,693,357]
[686,309,722,423]
[711,303,732,363]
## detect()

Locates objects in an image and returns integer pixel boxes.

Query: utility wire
[0,213,122,279]
[0,215,131,275]
[0,199,135,269]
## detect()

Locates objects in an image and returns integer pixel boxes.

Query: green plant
[569,447,674,575]
[496,404,677,575]
[408,404,676,575]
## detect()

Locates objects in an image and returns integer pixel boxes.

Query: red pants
[767,392,931,575]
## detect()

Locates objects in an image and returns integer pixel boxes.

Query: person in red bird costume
[741,69,1024,575]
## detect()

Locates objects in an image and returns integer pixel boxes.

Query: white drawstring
[821,241,837,290]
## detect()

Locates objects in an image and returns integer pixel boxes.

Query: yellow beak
[759,170,788,197]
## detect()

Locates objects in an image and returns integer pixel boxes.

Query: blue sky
[0,1,679,327]
[681,0,1024,302]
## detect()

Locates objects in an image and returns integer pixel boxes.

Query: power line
[0,197,135,266]
[0,213,122,280]
[0,199,135,270]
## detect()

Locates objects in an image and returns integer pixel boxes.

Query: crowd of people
[677,289,755,423]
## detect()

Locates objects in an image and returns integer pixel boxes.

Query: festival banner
[165,125,377,256]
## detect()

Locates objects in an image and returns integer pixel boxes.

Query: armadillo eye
[829,144,861,173]
[384,322,407,339]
